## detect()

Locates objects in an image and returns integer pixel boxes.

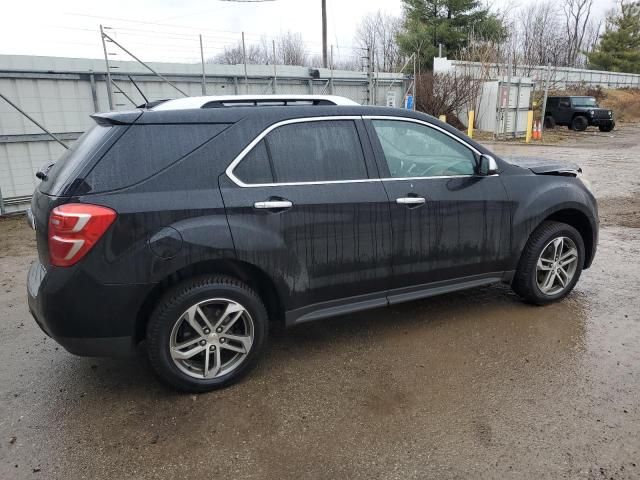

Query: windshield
[571,97,598,107]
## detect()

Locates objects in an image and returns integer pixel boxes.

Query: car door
[364,116,511,300]
[558,97,572,124]
[219,117,393,324]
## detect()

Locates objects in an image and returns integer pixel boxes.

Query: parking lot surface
[1,124,639,479]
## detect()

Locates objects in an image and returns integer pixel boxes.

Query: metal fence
[0,55,407,214]
[434,57,640,89]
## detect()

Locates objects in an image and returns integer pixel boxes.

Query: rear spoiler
[91,111,143,126]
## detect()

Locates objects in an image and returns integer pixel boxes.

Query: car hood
[504,156,582,176]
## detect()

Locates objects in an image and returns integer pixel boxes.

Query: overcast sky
[0,0,616,64]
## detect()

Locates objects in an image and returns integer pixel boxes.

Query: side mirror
[477,154,499,176]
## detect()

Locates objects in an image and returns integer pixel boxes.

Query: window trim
[226,116,374,187]
[364,115,487,181]
[226,115,494,188]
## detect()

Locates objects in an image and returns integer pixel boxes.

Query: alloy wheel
[169,298,254,379]
[535,236,579,296]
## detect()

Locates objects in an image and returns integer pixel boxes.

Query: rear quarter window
[84,123,229,192]
[38,125,115,195]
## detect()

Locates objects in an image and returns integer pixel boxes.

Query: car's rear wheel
[147,275,268,392]
[512,221,584,305]
[571,115,588,131]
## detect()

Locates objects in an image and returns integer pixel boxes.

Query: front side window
[371,120,476,178]
[233,120,368,184]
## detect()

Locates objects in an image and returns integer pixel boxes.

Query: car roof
[152,95,359,111]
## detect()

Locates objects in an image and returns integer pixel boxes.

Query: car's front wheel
[147,275,268,392]
[512,221,585,305]
[599,122,615,132]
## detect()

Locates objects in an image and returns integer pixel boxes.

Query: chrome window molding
[225,115,496,188]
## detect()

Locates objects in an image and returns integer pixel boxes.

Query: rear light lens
[48,203,117,267]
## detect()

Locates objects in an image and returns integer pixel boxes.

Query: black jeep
[545,96,615,132]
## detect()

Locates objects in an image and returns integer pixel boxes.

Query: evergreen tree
[587,1,640,73]
[397,0,506,69]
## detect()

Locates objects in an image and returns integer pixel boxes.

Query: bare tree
[210,41,267,65]
[563,0,594,66]
[273,31,307,66]
[354,11,404,72]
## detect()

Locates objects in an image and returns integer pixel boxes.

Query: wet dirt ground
[1,124,639,479]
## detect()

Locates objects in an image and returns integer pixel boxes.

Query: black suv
[27,95,598,392]
[545,95,615,132]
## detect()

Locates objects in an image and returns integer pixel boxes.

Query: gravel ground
[0,123,639,480]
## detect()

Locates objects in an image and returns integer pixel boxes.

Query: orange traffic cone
[534,120,541,140]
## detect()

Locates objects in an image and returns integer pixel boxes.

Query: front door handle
[254,200,293,210]
[396,197,426,205]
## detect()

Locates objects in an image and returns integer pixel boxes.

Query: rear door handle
[254,200,293,210]
[396,197,426,205]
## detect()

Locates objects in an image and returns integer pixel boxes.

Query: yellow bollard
[439,114,446,123]
[467,110,474,138]
[526,110,534,143]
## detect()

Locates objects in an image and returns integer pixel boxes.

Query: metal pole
[0,186,5,216]
[330,44,334,94]
[88,73,99,112]
[242,32,249,94]
[272,39,277,94]
[101,30,188,97]
[321,0,328,68]
[0,92,69,149]
[100,25,114,110]
[412,52,417,110]
[199,34,207,96]
[541,64,551,132]
[503,52,512,137]
[367,47,373,105]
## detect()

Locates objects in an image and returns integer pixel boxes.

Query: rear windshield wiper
[35,162,55,181]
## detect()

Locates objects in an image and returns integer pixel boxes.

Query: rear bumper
[27,260,152,357]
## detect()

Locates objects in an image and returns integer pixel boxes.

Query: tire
[599,122,615,132]
[544,116,556,129]
[147,275,268,392]
[512,221,585,306]
[571,115,588,131]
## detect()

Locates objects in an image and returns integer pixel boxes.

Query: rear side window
[266,120,367,183]
[85,124,228,192]
[38,125,114,195]
[234,120,368,184]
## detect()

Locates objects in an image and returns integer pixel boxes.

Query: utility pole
[541,64,551,132]
[241,31,249,94]
[199,34,207,95]
[412,53,416,110]
[100,25,114,110]
[321,0,328,68]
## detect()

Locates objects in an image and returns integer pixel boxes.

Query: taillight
[48,203,117,267]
